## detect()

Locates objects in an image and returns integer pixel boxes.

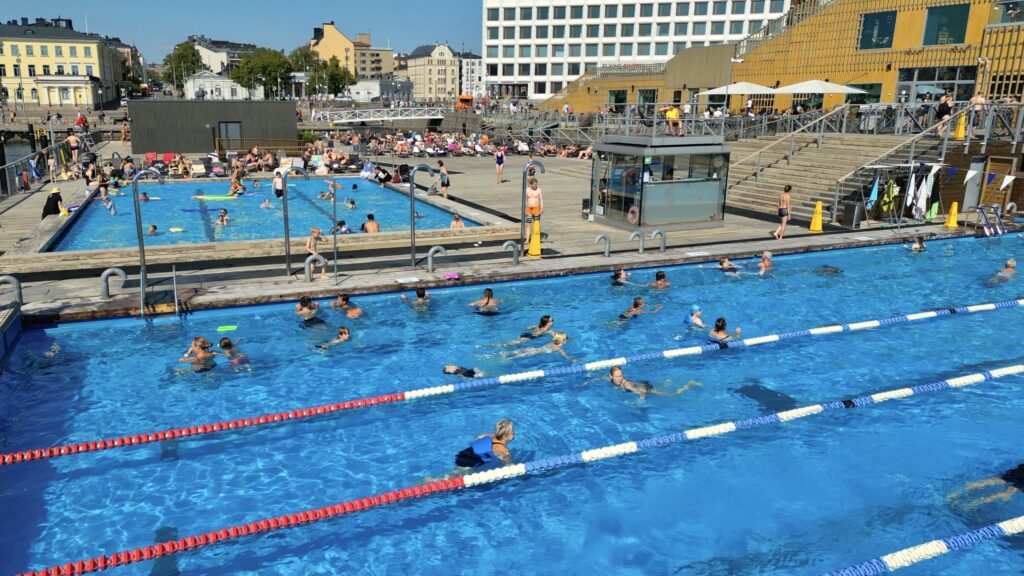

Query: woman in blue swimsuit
[495,147,506,184]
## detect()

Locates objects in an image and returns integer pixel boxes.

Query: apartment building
[353,33,395,79]
[406,44,459,102]
[188,35,256,74]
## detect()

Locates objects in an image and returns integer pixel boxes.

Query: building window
[554,6,566,18]
[606,5,619,17]
[487,46,499,58]
[535,63,547,75]
[623,4,637,17]
[749,20,764,33]
[622,23,635,36]
[923,4,970,45]
[659,2,672,16]
[84,46,91,57]
[569,63,581,75]
[30,88,37,100]
[538,6,549,18]
[638,23,652,36]
[487,64,498,75]
[26,45,34,56]
[729,21,744,33]
[520,26,532,39]
[603,44,616,56]
[638,43,651,55]
[570,44,582,56]
[519,63,530,75]
[640,3,654,17]
[55,46,62,56]
[604,24,617,36]
[586,43,599,56]
[534,81,547,94]
[520,45,531,57]
[60,87,70,100]
[70,46,78,57]
[846,83,882,104]
[553,44,566,57]
[858,11,897,50]
[537,25,549,38]
[40,45,48,56]
[587,24,600,37]
[552,81,563,92]
[693,22,707,34]
[658,23,671,35]
[487,8,499,20]
[675,22,689,34]
[504,27,516,39]
[10,44,18,56]
[0,44,3,55]
[655,42,669,55]
[504,7,515,20]
[677,2,690,15]
[733,0,746,14]
[502,64,514,75]
[56,64,64,74]
[27,64,35,76]
[769,0,784,11]
[521,6,532,19]
[570,25,583,38]
[12,65,19,77]
[553,25,565,38]
[674,41,688,52]
[0,65,5,76]
[503,46,514,57]
[583,62,596,71]
[588,5,601,17]
[42,64,50,74]
[552,63,564,75]
[620,43,634,56]
[713,1,727,14]
[695,2,709,15]
[751,0,765,12]
[711,21,725,34]
[537,45,548,57]
[571,5,583,18]
[488,27,499,40]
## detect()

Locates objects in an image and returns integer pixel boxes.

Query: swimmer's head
[443,364,458,374]
[338,293,350,304]
[691,304,701,314]
[719,258,730,265]
[609,366,624,382]
[415,287,426,298]
[655,271,666,281]
[197,337,213,349]
[218,338,233,350]
[483,288,493,298]
[633,297,644,307]
[612,269,627,280]
[1007,259,1017,269]
[299,295,312,307]
[494,419,515,442]
[337,327,350,337]
[539,315,553,328]
[551,331,568,345]
[352,184,358,190]
[761,251,772,260]
[715,317,727,331]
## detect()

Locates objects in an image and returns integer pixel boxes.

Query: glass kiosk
[589,134,730,230]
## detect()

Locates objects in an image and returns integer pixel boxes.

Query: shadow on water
[152,526,181,576]
[0,331,87,574]
[732,382,798,413]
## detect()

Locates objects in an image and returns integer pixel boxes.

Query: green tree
[325,56,356,95]
[231,48,294,99]
[289,45,319,70]
[162,42,203,95]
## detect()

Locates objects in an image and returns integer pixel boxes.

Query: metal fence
[0,129,106,199]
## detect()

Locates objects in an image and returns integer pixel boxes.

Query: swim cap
[691,304,701,313]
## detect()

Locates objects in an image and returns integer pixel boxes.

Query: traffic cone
[808,201,823,233]
[953,114,967,140]
[527,219,542,258]
[944,201,959,229]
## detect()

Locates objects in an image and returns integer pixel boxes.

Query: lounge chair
[161,153,175,165]
[144,152,157,166]
[190,163,207,177]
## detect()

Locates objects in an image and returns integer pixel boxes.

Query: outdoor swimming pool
[51,177,478,252]
[2,236,1023,574]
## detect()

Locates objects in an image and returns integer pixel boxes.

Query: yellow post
[944,201,959,229]
[953,114,967,141]
[808,201,823,233]
[527,219,542,258]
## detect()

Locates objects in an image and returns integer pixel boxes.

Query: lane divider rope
[3,296,1022,467]
[826,515,1024,575]
[17,364,1024,576]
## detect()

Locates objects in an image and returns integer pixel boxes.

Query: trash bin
[840,201,862,229]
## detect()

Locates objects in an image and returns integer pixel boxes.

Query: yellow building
[406,44,459,102]
[0,17,124,109]
[310,22,355,74]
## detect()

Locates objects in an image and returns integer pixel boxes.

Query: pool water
[3,236,1024,575]
[52,177,477,252]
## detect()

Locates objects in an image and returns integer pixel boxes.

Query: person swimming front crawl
[501,331,576,361]
[454,419,515,468]
[218,337,249,365]
[607,366,701,399]
[443,364,482,378]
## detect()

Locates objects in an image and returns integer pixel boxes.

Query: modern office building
[405,44,460,102]
[0,17,125,109]
[481,0,791,100]
[459,52,485,97]
[188,35,256,74]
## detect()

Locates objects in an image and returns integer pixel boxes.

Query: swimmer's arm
[556,347,578,362]
[493,444,512,464]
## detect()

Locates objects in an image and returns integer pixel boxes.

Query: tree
[230,48,293,99]
[325,56,356,96]
[289,45,319,71]
[162,42,203,95]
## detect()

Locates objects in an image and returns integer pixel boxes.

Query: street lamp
[16,57,24,114]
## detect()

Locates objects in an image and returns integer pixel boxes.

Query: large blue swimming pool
[3,236,1024,574]
[52,177,477,252]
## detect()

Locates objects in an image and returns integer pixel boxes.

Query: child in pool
[218,337,249,365]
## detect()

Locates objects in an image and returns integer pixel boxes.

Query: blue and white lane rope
[460,364,1024,487]
[4,297,1024,466]
[826,515,1024,575]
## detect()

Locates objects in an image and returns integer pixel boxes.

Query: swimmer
[260,197,273,209]
[611,269,640,286]
[909,235,926,252]
[492,315,554,347]
[253,179,260,188]
[709,317,742,342]
[684,304,705,328]
[948,462,1024,508]
[179,336,216,372]
[716,258,740,273]
[454,419,514,468]
[229,178,246,197]
[620,296,661,319]
[102,196,116,215]
[401,287,431,307]
[140,191,150,202]
[468,288,501,314]
[351,183,358,191]
[757,251,774,277]
[500,331,576,361]
[998,258,1016,279]
[330,220,352,235]
[217,337,250,366]
[216,208,229,226]
[330,293,364,318]
[647,271,671,289]
[295,295,321,321]
[443,365,483,378]
[343,197,356,209]
[319,326,351,348]
[148,224,157,236]
[606,366,702,399]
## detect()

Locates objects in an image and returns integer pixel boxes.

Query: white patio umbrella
[697,82,777,96]
[774,80,866,95]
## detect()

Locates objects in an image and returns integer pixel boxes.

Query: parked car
[119,97,129,107]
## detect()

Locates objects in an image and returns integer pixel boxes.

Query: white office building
[459,53,486,98]
[482,0,791,100]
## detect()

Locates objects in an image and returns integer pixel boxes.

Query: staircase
[725,134,941,222]
[548,162,592,180]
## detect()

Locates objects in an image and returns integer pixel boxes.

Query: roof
[458,52,481,59]
[409,44,451,58]
[189,35,256,53]
[0,23,99,42]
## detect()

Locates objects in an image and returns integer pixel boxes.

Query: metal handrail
[730,104,850,168]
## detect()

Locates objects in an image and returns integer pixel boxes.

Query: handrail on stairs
[730,104,850,169]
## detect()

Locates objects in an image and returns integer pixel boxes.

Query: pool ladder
[975,205,1006,237]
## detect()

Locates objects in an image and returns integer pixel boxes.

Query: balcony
[989,0,1023,25]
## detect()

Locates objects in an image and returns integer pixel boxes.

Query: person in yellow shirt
[660,104,682,136]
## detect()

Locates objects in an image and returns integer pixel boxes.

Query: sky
[21,0,483,63]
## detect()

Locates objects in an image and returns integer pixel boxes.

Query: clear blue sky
[25,0,483,63]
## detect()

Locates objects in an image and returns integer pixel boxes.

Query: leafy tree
[325,56,356,95]
[162,42,203,95]
[230,48,294,99]
[289,45,319,71]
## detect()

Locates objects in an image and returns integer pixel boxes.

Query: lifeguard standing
[525,176,544,258]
